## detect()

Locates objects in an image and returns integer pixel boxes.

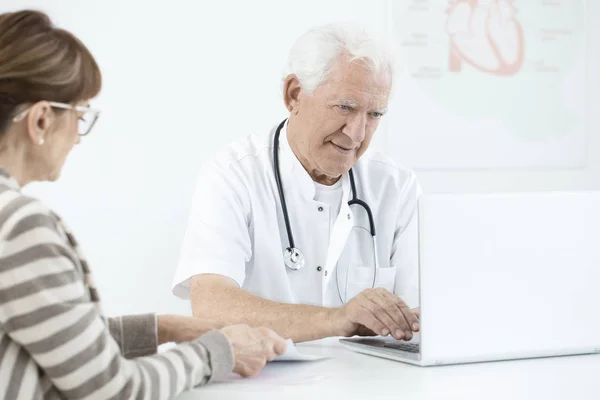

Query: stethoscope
[273,119,378,301]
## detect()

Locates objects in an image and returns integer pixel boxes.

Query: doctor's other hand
[220,324,287,377]
[330,288,420,341]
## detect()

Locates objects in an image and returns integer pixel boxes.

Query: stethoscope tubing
[273,119,378,302]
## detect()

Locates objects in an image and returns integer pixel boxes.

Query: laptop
[340,192,600,366]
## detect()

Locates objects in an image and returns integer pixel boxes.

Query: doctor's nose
[342,113,367,143]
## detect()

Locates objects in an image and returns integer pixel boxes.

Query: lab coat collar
[0,168,20,190]
[277,120,351,203]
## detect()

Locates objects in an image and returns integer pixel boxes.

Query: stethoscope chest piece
[284,247,305,270]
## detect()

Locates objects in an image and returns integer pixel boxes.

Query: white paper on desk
[272,339,329,362]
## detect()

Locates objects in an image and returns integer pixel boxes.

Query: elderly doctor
[173,22,421,343]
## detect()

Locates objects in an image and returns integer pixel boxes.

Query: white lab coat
[172,122,421,307]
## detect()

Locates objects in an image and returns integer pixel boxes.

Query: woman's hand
[220,324,287,377]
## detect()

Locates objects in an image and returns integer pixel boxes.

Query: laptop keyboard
[383,341,420,353]
[347,338,421,354]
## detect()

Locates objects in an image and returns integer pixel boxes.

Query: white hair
[283,21,397,94]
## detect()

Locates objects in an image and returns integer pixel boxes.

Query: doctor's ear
[283,74,302,114]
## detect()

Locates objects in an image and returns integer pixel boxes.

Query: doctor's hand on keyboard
[330,288,420,341]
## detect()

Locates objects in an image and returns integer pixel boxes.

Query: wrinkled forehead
[319,59,392,107]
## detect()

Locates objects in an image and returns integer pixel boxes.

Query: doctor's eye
[369,111,384,119]
[336,105,353,112]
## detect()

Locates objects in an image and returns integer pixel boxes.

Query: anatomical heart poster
[387,0,587,169]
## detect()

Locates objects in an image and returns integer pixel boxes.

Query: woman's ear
[283,74,302,114]
[25,102,53,145]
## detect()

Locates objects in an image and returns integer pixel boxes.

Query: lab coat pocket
[344,265,397,301]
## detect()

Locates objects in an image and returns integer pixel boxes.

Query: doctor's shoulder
[200,131,271,175]
[194,132,272,195]
[357,149,420,194]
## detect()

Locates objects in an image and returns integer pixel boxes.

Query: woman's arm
[106,314,159,358]
[106,313,225,359]
[0,200,233,399]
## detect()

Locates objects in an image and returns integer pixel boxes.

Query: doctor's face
[286,57,391,185]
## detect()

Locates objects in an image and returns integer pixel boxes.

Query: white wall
[1,0,597,317]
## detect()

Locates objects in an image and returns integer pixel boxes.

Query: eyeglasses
[12,101,101,136]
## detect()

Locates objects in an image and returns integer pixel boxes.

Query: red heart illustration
[445,0,525,75]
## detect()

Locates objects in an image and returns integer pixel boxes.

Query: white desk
[177,337,600,400]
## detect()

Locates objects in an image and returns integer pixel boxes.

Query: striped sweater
[0,170,233,399]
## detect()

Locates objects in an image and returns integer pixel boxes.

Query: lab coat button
[318,206,324,212]
[324,270,328,276]
[317,266,322,272]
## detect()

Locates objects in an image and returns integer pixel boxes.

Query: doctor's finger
[356,294,404,339]
[349,304,387,336]
[363,291,411,340]
[379,290,420,332]
[355,325,378,337]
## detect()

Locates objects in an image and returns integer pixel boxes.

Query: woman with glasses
[0,10,286,400]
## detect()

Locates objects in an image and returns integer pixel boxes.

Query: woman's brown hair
[0,10,102,134]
